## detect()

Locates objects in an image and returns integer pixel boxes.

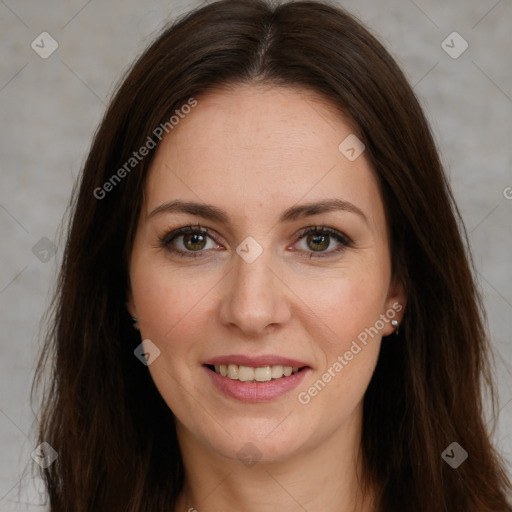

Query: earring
[391,319,400,335]
[130,316,139,330]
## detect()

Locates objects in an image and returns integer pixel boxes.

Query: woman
[34,0,512,510]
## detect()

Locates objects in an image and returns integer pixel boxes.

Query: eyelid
[293,225,352,258]
[160,224,212,246]
[158,224,352,258]
[295,225,353,245]
[158,224,221,258]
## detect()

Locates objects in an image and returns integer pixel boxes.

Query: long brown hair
[33,1,511,510]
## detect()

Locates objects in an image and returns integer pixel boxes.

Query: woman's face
[128,84,405,464]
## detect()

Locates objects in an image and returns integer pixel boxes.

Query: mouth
[202,355,312,402]
[204,363,306,383]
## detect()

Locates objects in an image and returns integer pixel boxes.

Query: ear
[126,290,139,330]
[126,289,137,316]
[381,277,407,337]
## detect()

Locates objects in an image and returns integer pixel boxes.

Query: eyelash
[158,224,352,259]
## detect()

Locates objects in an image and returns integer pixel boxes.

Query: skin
[127,84,406,512]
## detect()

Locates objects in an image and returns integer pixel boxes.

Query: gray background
[1,0,511,509]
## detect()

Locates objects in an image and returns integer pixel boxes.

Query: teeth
[271,365,283,379]
[227,364,239,379]
[238,366,254,382]
[254,366,272,382]
[215,364,301,382]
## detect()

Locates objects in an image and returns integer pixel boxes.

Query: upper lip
[203,354,311,368]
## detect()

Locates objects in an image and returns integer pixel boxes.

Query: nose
[218,247,292,337]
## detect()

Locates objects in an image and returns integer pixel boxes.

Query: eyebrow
[147,198,369,226]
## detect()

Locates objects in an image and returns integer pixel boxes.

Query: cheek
[130,264,214,404]
[293,263,390,348]
[291,259,389,410]
[294,279,384,423]
[131,257,215,343]
[340,276,388,340]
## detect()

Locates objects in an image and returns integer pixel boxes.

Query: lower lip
[204,366,310,403]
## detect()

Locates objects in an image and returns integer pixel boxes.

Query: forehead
[144,84,382,229]
[159,83,357,160]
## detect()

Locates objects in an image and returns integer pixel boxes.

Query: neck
[174,407,375,512]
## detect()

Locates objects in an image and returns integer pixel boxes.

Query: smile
[208,364,303,382]
[202,357,311,402]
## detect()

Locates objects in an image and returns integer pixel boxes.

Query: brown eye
[295,226,352,258]
[182,232,207,251]
[159,225,221,258]
[306,233,330,252]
